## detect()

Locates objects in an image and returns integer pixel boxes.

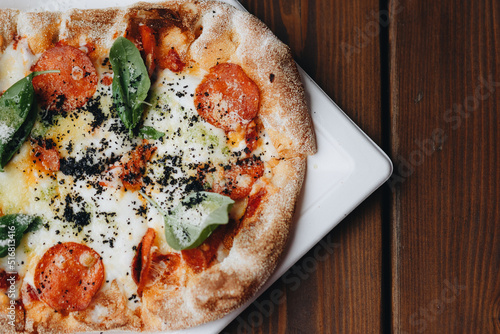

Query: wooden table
[224,0,500,333]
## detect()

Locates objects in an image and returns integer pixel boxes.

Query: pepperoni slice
[99,143,156,191]
[120,143,157,191]
[132,228,156,296]
[32,45,98,112]
[34,242,104,312]
[205,158,265,200]
[195,63,260,132]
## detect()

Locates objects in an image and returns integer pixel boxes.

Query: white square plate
[2,0,393,333]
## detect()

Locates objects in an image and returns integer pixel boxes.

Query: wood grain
[389,0,500,333]
[224,0,385,333]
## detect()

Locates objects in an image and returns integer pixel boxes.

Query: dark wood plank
[223,0,385,333]
[389,0,500,332]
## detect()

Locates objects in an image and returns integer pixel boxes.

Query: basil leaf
[139,126,165,140]
[0,71,58,171]
[141,191,234,251]
[109,37,151,136]
[0,214,42,258]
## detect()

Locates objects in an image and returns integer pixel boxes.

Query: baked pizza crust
[140,157,306,330]
[0,1,316,332]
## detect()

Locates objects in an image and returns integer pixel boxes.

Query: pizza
[0,1,316,332]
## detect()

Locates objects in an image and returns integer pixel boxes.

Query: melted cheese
[0,39,37,92]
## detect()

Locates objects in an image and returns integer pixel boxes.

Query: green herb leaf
[139,126,165,140]
[109,37,151,136]
[140,191,234,251]
[0,214,42,258]
[0,71,59,171]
